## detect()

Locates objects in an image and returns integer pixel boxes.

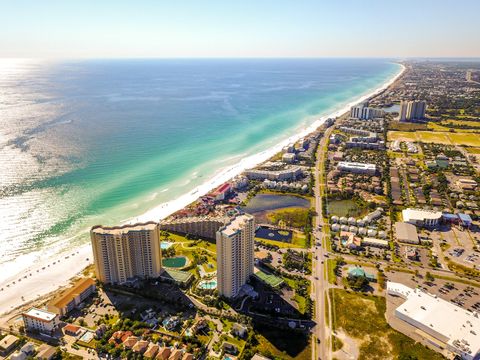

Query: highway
[311,124,335,360]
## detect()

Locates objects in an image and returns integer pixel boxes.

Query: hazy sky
[1,0,479,58]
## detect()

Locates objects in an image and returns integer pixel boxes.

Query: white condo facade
[216,214,255,298]
[350,103,384,120]
[90,222,162,284]
[22,308,59,334]
[399,100,426,121]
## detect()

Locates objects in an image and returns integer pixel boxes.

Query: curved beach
[0,62,405,316]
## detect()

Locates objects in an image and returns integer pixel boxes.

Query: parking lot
[385,270,480,312]
[430,227,480,269]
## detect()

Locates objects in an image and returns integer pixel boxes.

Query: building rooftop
[23,308,57,322]
[394,222,419,243]
[220,214,253,237]
[388,282,480,358]
[337,161,376,170]
[91,222,158,235]
[49,277,95,309]
[402,208,442,222]
[0,334,19,350]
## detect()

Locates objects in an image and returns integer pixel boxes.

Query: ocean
[0,58,401,282]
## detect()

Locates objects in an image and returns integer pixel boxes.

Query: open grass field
[388,130,480,146]
[330,289,445,360]
[428,122,480,133]
[441,119,480,127]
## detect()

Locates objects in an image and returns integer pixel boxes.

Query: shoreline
[135,62,405,223]
[0,62,405,316]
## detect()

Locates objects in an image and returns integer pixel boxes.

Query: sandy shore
[0,63,405,316]
[0,244,92,315]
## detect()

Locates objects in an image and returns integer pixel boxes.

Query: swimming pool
[79,330,94,343]
[198,279,217,289]
[161,241,173,250]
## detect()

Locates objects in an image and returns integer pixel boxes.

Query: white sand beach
[0,63,405,316]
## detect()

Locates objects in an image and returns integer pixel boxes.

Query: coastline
[0,62,405,316]
[135,62,405,223]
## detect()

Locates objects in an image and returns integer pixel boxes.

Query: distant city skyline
[1,0,479,58]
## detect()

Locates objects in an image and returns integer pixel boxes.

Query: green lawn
[330,289,445,360]
[388,130,480,146]
[254,269,284,288]
[256,233,307,249]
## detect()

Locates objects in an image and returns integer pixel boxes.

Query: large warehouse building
[387,282,480,360]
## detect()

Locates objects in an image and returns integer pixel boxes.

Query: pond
[162,256,188,268]
[327,199,367,218]
[243,193,310,214]
[255,226,293,243]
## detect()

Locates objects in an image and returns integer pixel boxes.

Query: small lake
[327,199,367,218]
[243,193,311,213]
[255,226,293,243]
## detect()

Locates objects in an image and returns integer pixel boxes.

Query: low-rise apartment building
[22,308,59,334]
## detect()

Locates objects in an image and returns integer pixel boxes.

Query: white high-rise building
[350,102,384,120]
[216,214,255,298]
[91,222,162,284]
[399,100,426,121]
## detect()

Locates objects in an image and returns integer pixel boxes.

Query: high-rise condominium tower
[399,100,426,121]
[90,222,162,284]
[216,214,255,298]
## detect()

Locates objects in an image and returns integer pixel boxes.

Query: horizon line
[2,56,480,61]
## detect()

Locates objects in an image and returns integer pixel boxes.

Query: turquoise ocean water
[0,58,401,280]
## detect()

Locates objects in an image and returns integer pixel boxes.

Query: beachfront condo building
[216,214,255,298]
[399,100,426,121]
[22,308,59,334]
[350,102,384,120]
[90,222,162,284]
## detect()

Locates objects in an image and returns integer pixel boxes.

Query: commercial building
[399,100,426,122]
[22,308,59,334]
[387,282,480,360]
[350,102,385,120]
[91,222,162,284]
[160,216,229,240]
[402,208,442,227]
[394,221,420,244]
[337,161,377,175]
[48,277,96,316]
[216,214,255,298]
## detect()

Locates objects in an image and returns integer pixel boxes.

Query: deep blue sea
[0,58,401,279]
